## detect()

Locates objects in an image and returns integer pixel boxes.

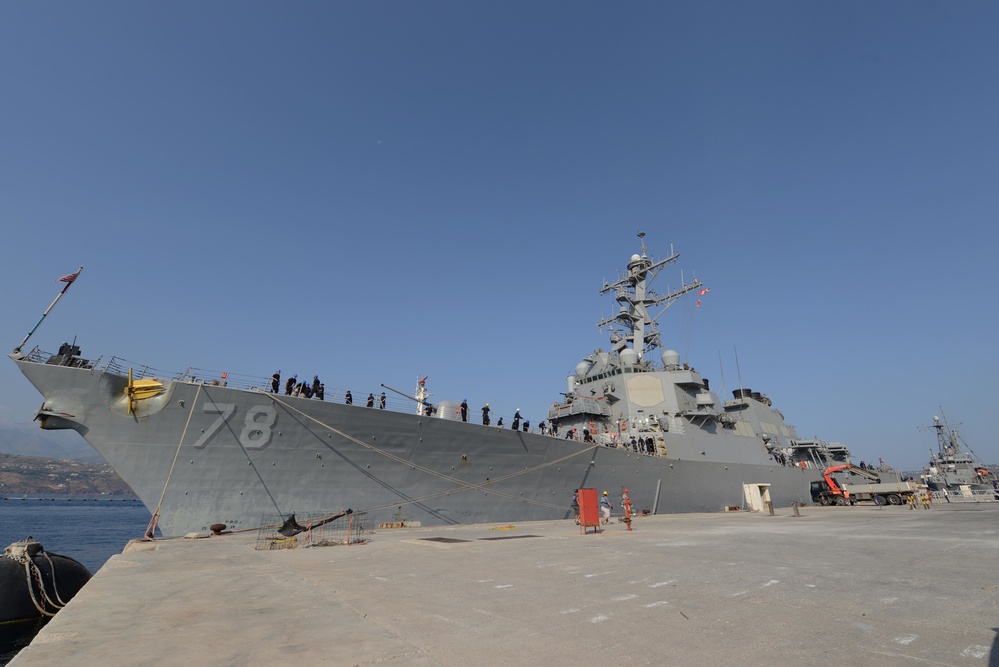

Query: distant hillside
[0,452,135,496]
[0,418,103,461]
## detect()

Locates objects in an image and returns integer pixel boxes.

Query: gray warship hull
[13,356,818,536]
[11,237,864,536]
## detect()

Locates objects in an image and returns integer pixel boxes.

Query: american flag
[57,270,81,284]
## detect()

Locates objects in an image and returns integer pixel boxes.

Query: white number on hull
[192,404,236,449]
[192,403,277,450]
[239,405,277,450]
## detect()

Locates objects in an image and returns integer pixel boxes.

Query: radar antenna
[597,237,701,362]
[918,408,962,458]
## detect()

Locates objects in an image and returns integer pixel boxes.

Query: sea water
[0,496,150,665]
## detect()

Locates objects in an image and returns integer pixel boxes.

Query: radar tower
[597,232,702,363]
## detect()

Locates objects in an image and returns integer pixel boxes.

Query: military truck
[810,465,922,506]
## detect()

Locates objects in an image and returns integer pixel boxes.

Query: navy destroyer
[9,236,855,536]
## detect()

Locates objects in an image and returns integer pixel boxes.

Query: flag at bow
[58,270,81,284]
[13,266,83,354]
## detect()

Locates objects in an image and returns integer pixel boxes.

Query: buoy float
[1,538,92,624]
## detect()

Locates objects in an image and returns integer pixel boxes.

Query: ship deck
[10,504,999,666]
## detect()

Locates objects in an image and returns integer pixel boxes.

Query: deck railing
[930,489,998,504]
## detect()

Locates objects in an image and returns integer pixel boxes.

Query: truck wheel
[886,494,902,506]
[835,496,848,506]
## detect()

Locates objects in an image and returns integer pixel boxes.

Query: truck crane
[810,464,920,506]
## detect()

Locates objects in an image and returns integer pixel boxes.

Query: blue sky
[1,2,996,470]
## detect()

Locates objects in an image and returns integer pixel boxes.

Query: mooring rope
[39,550,69,607]
[265,391,599,515]
[145,384,203,539]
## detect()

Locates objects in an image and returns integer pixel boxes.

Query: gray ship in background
[919,411,996,495]
[10,235,869,536]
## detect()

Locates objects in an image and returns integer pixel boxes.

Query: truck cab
[810,479,849,506]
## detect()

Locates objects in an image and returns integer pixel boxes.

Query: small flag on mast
[14,266,82,354]
[698,288,711,296]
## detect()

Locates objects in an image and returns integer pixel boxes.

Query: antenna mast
[597,233,701,362]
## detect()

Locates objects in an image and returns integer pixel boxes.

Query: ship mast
[415,376,430,415]
[920,409,963,458]
[597,232,701,363]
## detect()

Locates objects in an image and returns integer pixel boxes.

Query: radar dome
[631,254,641,262]
[620,348,639,365]
[661,349,680,367]
[575,361,591,377]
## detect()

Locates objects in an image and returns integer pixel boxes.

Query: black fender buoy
[1,539,92,624]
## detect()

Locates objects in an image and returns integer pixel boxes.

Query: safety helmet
[603,491,608,495]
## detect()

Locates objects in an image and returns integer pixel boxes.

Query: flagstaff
[12,267,83,356]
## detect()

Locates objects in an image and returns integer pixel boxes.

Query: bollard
[765,500,774,516]
[791,500,801,517]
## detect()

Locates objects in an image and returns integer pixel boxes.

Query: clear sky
[1,2,996,470]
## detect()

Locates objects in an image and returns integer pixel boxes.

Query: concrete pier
[11,504,999,666]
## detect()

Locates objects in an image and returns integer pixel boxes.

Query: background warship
[10,236,859,536]
[919,411,995,494]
